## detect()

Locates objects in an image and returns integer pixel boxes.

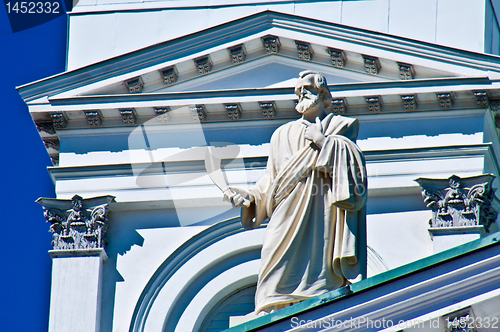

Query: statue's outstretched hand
[304,117,326,149]
[223,187,253,208]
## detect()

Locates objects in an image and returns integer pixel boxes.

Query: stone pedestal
[49,249,107,332]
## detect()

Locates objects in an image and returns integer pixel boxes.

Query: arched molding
[159,247,261,332]
[184,263,259,332]
[129,217,266,332]
[129,216,389,331]
[197,283,257,332]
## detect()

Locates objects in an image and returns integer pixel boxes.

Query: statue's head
[294,71,332,114]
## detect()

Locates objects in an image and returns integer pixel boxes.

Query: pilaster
[38,195,114,332]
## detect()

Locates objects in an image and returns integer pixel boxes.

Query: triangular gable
[18,10,500,105]
[19,10,500,166]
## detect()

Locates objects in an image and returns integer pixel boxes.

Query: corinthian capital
[37,195,115,250]
[415,174,498,232]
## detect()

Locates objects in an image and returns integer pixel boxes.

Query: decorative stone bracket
[415,174,498,233]
[37,195,115,250]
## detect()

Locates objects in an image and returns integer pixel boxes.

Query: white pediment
[19,10,500,106]
[19,9,500,171]
[154,56,389,93]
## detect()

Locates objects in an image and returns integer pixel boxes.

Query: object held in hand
[223,188,251,208]
[205,148,251,207]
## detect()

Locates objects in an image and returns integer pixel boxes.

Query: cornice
[47,77,496,107]
[18,12,276,102]
[47,144,492,181]
[17,11,500,102]
[27,77,498,134]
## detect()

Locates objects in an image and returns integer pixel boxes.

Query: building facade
[19,1,500,331]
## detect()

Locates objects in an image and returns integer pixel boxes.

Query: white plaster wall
[54,132,487,206]
[109,226,204,332]
[435,0,487,53]
[135,227,264,331]
[387,0,438,43]
[432,232,482,253]
[367,210,434,271]
[67,0,490,70]
[50,255,104,332]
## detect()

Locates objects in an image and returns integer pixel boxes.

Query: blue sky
[0,9,67,331]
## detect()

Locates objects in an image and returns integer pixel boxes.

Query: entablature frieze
[29,78,500,165]
[31,79,500,131]
[48,143,493,183]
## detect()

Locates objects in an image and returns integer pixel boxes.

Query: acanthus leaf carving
[225,104,241,120]
[490,99,500,112]
[51,113,67,129]
[40,195,114,250]
[120,109,136,125]
[36,120,56,134]
[194,56,212,75]
[50,155,59,166]
[43,138,60,151]
[401,95,417,111]
[228,44,246,64]
[84,110,102,127]
[327,48,345,68]
[125,77,143,94]
[331,98,346,114]
[397,62,414,80]
[261,35,280,54]
[259,101,276,118]
[295,41,313,61]
[363,55,380,75]
[160,66,178,85]
[415,174,498,232]
[437,92,453,108]
[366,96,382,112]
[473,91,489,108]
[191,105,206,122]
[154,107,171,123]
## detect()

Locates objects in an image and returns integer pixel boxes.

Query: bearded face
[295,91,321,114]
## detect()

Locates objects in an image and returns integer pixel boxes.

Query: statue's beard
[296,94,321,114]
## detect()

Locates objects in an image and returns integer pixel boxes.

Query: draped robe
[241,114,367,314]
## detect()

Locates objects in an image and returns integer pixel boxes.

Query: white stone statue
[224,71,367,314]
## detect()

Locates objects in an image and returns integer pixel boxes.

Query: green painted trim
[226,230,500,331]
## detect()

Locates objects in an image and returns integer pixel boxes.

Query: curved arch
[162,250,261,331]
[129,217,266,332]
[196,282,257,332]
[129,217,389,331]
[180,264,259,332]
